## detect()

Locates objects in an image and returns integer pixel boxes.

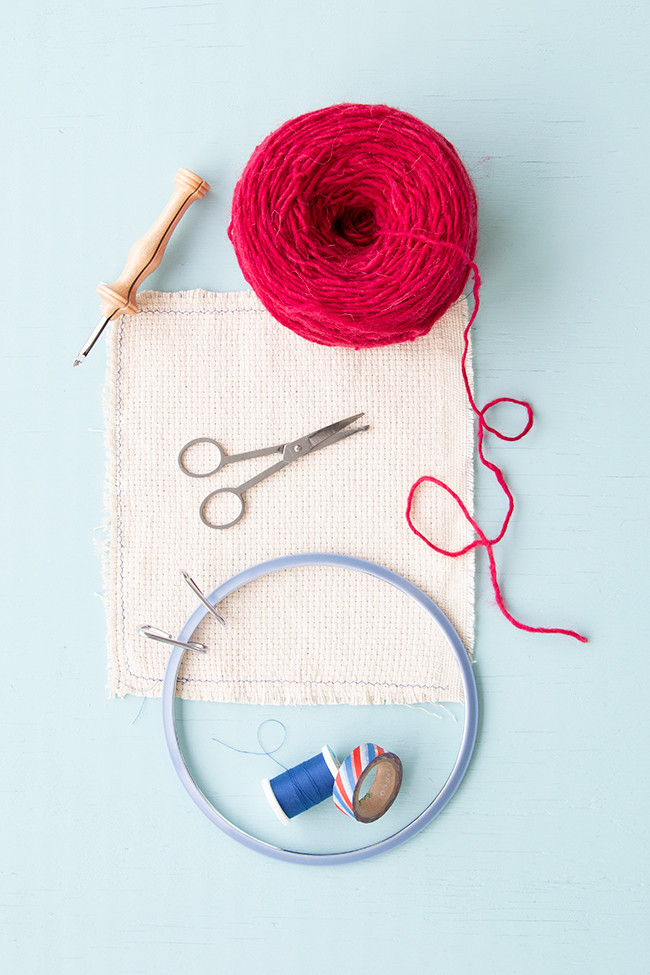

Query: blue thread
[135,307,263,316]
[267,748,337,819]
[131,697,146,724]
[212,719,287,770]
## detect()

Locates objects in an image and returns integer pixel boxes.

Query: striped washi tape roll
[333,743,403,823]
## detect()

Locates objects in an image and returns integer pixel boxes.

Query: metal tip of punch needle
[73,314,112,367]
[180,570,227,626]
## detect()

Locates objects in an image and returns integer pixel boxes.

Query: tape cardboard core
[353,753,403,823]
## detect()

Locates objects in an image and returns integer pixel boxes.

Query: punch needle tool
[73,168,209,366]
[178,413,369,529]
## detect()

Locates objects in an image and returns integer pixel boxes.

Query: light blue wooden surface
[1,1,648,971]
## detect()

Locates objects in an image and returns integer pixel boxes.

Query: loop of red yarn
[406,260,587,643]
[406,474,588,643]
[228,103,478,348]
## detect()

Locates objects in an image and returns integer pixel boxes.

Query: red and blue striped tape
[333,742,385,819]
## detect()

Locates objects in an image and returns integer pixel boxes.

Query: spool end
[261,777,291,825]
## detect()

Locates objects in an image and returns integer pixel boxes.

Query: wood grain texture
[0,1,647,973]
[97,169,209,318]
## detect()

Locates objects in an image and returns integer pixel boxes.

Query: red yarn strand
[406,256,587,643]
[406,475,587,642]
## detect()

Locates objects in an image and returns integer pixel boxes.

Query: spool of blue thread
[262,746,340,824]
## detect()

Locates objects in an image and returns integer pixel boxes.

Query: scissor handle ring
[199,487,245,529]
[178,438,226,478]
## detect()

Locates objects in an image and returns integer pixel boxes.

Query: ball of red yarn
[228,103,478,348]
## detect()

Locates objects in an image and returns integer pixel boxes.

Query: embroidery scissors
[178,413,369,529]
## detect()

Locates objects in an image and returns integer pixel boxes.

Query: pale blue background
[1,1,648,972]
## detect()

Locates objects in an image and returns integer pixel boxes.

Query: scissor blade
[307,413,365,449]
[309,423,369,452]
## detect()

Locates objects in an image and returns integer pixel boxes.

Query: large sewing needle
[73,168,209,366]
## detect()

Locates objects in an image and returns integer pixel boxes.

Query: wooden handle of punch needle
[96,168,210,318]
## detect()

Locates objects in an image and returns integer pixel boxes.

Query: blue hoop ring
[162,553,479,864]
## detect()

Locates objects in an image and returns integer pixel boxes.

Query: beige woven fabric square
[104,289,474,704]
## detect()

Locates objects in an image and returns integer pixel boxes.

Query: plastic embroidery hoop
[162,553,479,864]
